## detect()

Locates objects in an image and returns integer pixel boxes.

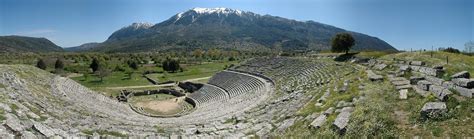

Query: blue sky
[0,0,472,51]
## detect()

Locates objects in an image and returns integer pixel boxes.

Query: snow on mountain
[127,22,153,30]
[172,7,252,23]
[191,7,243,15]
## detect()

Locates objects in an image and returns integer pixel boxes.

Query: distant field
[146,61,236,83]
[71,60,238,96]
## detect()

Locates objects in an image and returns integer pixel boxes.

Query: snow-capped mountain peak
[172,7,251,23]
[191,7,243,15]
[128,22,153,29]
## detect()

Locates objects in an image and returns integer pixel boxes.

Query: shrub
[442,47,461,54]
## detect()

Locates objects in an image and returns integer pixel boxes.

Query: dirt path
[183,76,211,82]
[105,83,175,90]
[105,76,211,90]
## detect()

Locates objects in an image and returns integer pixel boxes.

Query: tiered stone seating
[208,71,265,98]
[187,84,229,106]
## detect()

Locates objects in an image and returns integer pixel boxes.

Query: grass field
[146,61,237,83]
[380,51,474,77]
[71,72,152,88]
[283,54,474,137]
[70,60,237,96]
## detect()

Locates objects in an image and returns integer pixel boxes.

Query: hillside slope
[0,36,64,53]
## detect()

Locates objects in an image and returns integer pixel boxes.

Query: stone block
[420,102,447,119]
[5,114,24,132]
[453,86,473,98]
[441,81,455,89]
[396,84,412,90]
[417,80,432,91]
[410,65,421,71]
[33,123,55,137]
[450,71,469,79]
[452,78,474,88]
[399,65,411,72]
[419,67,444,77]
[332,107,353,134]
[425,76,444,85]
[324,107,335,115]
[414,85,430,97]
[367,70,383,82]
[410,61,425,66]
[410,76,425,85]
[399,89,408,99]
[310,114,327,129]
[374,64,387,70]
[392,80,410,86]
[429,85,451,101]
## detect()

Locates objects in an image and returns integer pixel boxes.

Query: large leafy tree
[331,33,355,54]
[162,58,180,73]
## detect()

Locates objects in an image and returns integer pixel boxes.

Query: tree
[162,58,180,73]
[192,49,205,58]
[162,59,170,72]
[55,59,64,70]
[443,47,460,54]
[129,61,139,70]
[95,67,111,82]
[169,60,180,72]
[90,58,100,73]
[36,59,47,70]
[331,33,355,54]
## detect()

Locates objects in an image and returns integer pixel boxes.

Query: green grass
[0,109,6,122]
[71,72,151,88]
[0,83,5,88]
[146,61,237,82]
[154,125,166,133]
[356,51,397,58]
[71,60,236,96]
[381,51,474,77]
[81,129,94,135]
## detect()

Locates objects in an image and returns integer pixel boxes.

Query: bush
[442,47,461,54]
[36,59,47,70]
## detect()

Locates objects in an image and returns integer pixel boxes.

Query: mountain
[88,8,397,52]
[0,35,64,53]
[107,22,154,41]
[65,42,100,52]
